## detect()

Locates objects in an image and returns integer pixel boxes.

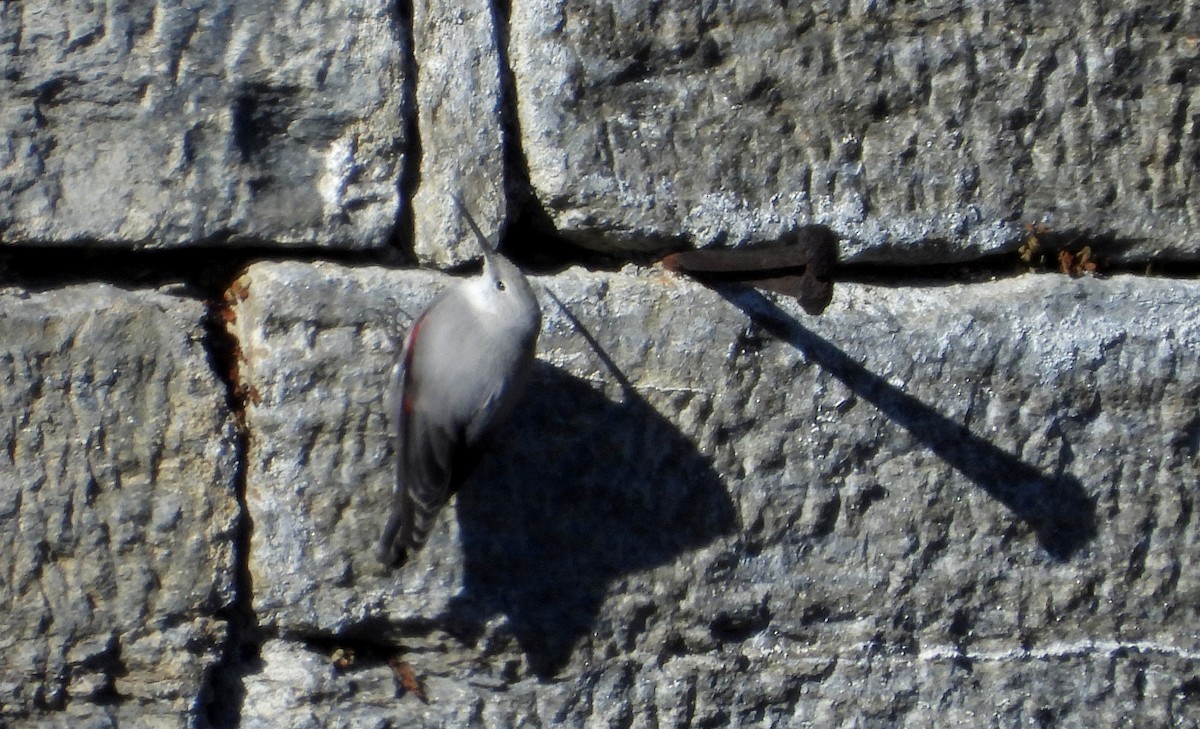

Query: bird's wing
[379,315,440,566]
[377,312,484,567]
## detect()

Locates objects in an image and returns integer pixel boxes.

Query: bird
[378,201,542,568]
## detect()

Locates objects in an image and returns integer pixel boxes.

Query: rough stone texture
[410,1,510,268]
[225,260,1200,725]
[3,0,1200,725]
[0,1,407,249]
[237,639,1200,728]
[0,285,240,727]
[6,0,1195,264]
[509,0,1200,262]
[236,640,490,729]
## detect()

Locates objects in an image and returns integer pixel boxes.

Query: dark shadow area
[389,0,420,260]
[201,642,265,729]
[0,244,401,296]
[499,200,626,274]
[836,231,1200,286]
[719,287,1097,561]
[443,358,737,678]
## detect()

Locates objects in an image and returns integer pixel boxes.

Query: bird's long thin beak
[455,197,498,266]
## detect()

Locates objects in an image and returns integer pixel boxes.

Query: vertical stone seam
[194,286,260,729]
[392,0,423,263]
[491,0,539,227]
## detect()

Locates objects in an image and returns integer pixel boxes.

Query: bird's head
[458,199,542,337]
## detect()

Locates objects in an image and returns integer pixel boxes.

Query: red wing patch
[401,314,426,416]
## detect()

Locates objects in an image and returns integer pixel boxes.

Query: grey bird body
[378,211,541,568]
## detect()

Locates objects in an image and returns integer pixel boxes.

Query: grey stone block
[236,638,1200,727]
[509,0,1200,261]
[227,260,1199,723]
[0,1,408,249]
[410,1,509,268]
[0,285,240,727]
[237,639,489,729]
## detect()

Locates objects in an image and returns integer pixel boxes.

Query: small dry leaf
[1076,246,1097,273]
[331,648,355,671]
[227,279,251,303]
[1019,223,1053,265]
[1057,246,1098,277]
[388,657,427,703]
[1057,249,1075,275]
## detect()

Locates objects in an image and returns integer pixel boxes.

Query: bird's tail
[377,483,445,567]
[377,495,413,567]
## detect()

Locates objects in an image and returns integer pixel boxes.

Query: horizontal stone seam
[0,246,1196,289]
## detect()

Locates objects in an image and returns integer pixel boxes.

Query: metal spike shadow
[443,362,736,678]
[720,286,1098,562]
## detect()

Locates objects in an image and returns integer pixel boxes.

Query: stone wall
[1,1,1198,727]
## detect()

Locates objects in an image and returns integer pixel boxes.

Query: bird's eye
[495,280,506,291]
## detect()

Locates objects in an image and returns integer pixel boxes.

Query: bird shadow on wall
[443,359,736,678]
[721,286,1097,561]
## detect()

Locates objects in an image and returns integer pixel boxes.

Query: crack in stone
[0,232,1193,294]
[391,0,421,261]
[196,290,261,729]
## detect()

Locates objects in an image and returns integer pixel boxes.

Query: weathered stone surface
[509,1,1200,262]
[0,285,240,727]
[4,3,1198,726]
[238,637,1200,727]
[226,260,1200,724]
[236,639,490,729]
[226,263,431,637]
[0,1,407,249]
[410,1,510,268]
